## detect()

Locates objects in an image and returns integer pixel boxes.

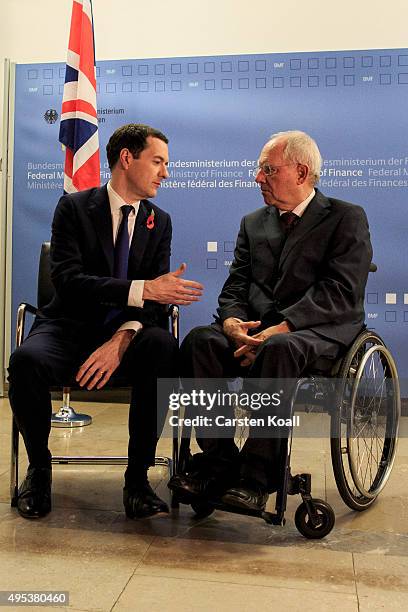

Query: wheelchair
[173,327,400,539]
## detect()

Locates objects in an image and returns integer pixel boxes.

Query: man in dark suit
[169,130,372,511]
[8,123,203,520]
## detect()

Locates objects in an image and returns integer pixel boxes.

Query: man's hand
[232,321,292,367]
[143,263,203,305]
[222,317,262,348]
[76,329,135,390]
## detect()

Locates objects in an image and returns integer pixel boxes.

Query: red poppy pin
[146,210,155,230]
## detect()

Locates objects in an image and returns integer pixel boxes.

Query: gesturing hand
[143,263,203,305]
[76,329,134,390]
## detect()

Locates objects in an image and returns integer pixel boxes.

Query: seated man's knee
[257,333,302,368]
[128,327,179,379]
[142,327,178,355]
[262,333,292,351]
[8,344,42,381]
[181,325,222,355]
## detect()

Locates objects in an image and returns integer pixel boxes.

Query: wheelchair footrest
[175,491,287,525]
[289,473,312,496]
[210,499,286,524]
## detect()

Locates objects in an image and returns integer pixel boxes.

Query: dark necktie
[280,211,299,235]
[114,204,134,279]
[104,204,133,326]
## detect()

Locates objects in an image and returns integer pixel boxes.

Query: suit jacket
[217,189,372,346]
[38,184,172,331]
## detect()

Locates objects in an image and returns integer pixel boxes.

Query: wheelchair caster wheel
[191,501,215,519]
[294,499,335,539]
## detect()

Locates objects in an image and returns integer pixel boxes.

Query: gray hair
[265,130,322,185]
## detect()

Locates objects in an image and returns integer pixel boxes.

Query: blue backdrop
[11,48,408,383]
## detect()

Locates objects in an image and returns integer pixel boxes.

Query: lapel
[262,206,286,258]
[128,200,151,276]
[87,185,114,274]
[279,190,331,269]
[87,189,153,276]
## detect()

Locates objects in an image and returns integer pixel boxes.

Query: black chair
[10,242,180,506]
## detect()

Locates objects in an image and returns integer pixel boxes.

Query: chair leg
[154,455,173,474]
[170,437,180,509]
[51,387,93,428]
[50,386,176,504]
[10,417,19,506]
[172,436,179,477]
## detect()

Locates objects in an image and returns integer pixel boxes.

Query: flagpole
[52,0,100,427]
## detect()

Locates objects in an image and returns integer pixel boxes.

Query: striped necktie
[280,211,299,235]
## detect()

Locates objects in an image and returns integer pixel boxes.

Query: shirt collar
[107,180,140,214]
[279,188,315,217]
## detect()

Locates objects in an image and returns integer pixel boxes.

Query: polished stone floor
[0,397,407,611]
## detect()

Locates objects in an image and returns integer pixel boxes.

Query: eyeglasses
[255,162,298,176]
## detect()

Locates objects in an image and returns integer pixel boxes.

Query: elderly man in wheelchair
[168,130,400,539]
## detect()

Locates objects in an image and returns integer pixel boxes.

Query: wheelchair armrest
[16,302,38,348]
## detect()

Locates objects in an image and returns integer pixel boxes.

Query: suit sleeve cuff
[128,280,145,307]
[117,321,143,335]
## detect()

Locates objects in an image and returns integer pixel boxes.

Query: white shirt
[107,181,145,335]
[279,189,316,218]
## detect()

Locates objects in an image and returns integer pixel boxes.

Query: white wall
[2,0,408,65]
[1,1,408,88]
[1,0,408,177]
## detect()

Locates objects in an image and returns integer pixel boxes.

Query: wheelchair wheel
[191,501,215,519]
[294,499,335,539]
[331,330,400,511]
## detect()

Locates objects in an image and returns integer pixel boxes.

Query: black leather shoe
[168,472,228,502]
[17,467,52,519]
[221,480,269,512]
[123,482,169,519]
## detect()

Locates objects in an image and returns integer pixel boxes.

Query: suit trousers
[8,319,179,482]
[181,323,341,491]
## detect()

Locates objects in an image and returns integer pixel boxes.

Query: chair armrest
[15,302,179,347]
[168,304,179,343]
[16,302,38,348]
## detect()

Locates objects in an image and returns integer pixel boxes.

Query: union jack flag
[59,0,100,193]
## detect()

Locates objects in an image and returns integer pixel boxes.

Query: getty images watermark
[167,388,300,429]
[157,376,402,439]
[157,379,307,438]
